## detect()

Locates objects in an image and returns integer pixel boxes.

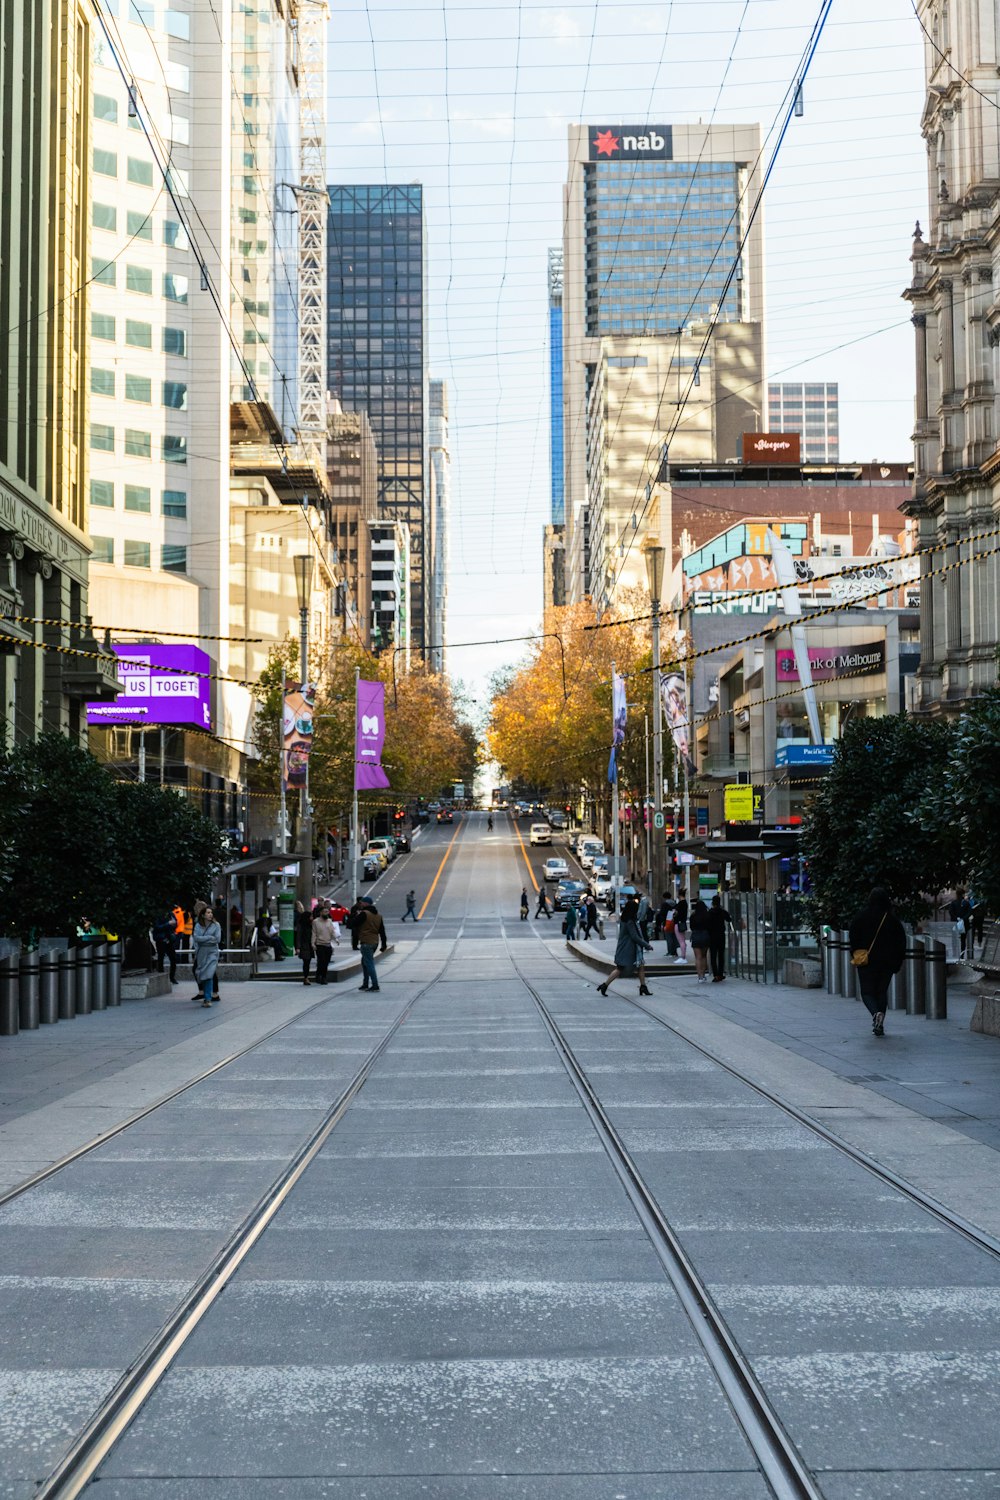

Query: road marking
[511,815,539,892]
[417,817,465,919]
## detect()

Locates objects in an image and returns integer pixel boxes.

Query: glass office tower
[548,248,565,527]
[327,185,427,649]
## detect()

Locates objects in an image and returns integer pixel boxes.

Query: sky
[325,0,929,719]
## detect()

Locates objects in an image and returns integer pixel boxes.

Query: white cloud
[538,8,583,44]
[451,109,515,139]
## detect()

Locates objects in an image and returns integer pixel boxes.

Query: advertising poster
[86,644,213,730]
[607,670,627,783]
[661,671,693,775]
[282,681,316,789]
[355,678,390,790]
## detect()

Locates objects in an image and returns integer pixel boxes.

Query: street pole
[351,666,360,907]
[138,728,146,784]
[644,542,666,906]
[644,713,651,896]
[278,664,287,854]
[293,555,314,907]
[611,657,620,893]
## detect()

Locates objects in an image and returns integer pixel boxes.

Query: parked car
[361,856,380,882]
[553,879,588,912]
[543,856,569,882]
[529,822,551,846]
[364,843,389,870]
[367,837,395,864]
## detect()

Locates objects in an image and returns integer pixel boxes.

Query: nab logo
[589,125,672,161]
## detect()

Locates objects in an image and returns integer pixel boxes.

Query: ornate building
[903,0,1000,713]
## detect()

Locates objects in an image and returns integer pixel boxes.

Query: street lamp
[643,538,666,904]
[293,553,314,906]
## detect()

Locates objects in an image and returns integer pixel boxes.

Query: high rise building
[562,123,765,606]
[371,520,411,661]
[904,0,1000,715]
[1,0,119,746]
[327,405,379,645]
[768,383,839,463]
[428,379,450,674]
[548,249,565,527]
[327,185,428,649]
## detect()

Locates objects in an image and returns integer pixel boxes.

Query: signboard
[589,125,673,160]
[775,743,836,766]
[453,783,465,802]
[283,682,315,789]
[724,784,754,822]
[775,641,885,682]
[696,806,709,836]
[86,644,213,729]
[741,431,801,465]
[675,850,697,867]
[653,811,665,830]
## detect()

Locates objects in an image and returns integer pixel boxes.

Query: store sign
[775,641,885,682]
[86,644,213,729]
[589,125,673,160]
[775,744,836,766]
[742,431,801,465]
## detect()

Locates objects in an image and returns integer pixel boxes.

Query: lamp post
[643,539,666,905]
[293,553,314,906]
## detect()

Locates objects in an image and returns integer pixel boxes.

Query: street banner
[355,678,390,790]
[661,671,694,777]
[282,681,316,789]
[607,670,627,783]
[87,643,213,730]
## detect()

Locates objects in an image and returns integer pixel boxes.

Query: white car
[543,856,569,881]
[594,872,614,903]
[579,841,604,871]
[529,823,551,846]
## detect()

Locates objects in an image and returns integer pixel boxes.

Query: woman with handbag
[597,897,653,997]
[848,887,906,1037]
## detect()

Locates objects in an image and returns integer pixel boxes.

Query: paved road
[1,813,999,1497]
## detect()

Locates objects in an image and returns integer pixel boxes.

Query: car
[361,856,380,882]
[529,822,551,846]
[364,843,389,869]
[393,831,411,853]
[547,810,567,830]
[543,856,569,882]
[594,872,614,902]
[436,808,453,824]
[579,841,605,872]
[427,801,442,813]
[553,879,588,911]
[591,854,609,876]
[367,837,395,863]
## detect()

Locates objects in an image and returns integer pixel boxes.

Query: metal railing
[722,892,819,985]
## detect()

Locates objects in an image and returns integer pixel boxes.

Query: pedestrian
[563,901,578,943]
[312,903,337,984]
[971,895,987,956]
[294,899,314,986]
[191,905,222,1007]
[673,896,689,963]
[597,897,653,997]
[355,898,388,991]
[706,896,733,982]
[487,813,494,831]
[948,887,973,959]
[535,886,552,919]
[190,899,222,1002]
[520,887,530,921]
[636,892,651,943]
[152,908,178,983]
[689,898,711,982]
[402,889,419,922]
[848,886,906,1037]
[256,909,285,962]
[661,896,679,958]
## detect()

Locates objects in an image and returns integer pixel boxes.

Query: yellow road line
[511,815,539,891]
[417,817,465,919]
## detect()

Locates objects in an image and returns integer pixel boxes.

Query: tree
[801,714,961,928]
[925,686,1000,912]
[110,780,227,933]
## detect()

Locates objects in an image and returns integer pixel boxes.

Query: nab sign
[589,126,673,161]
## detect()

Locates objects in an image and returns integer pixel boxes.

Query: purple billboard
[87,644,214,730]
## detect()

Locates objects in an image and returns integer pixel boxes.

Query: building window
[124,540,151,569]
[162,544,187,573]
[125,319,152,348]
[127,209,153,241]
[126,264,153,295]
[163,326,187,356]
[125,373,152,403]
[163,273,188,303]
[90,479,114,508]
[90,423,115,452]
[91,368,115,397]
[124,428,152,458]
[92,536,115,564]
[163,435,187,464]
[92,202,117,231]
[127,157,154,187]
[163,8,190,38]
[125,484,151,512]
[91,312,116,341]
[162,489,187,517]
[165,60,190,91]
[93,92,118,122]
[93,147,117,177]
[163,219,188,249]
[162,380,187,409]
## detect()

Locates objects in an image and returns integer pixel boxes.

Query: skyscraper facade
[327,185,428,650]
[562,123,765,605]
[548,248,564,527]
[768,383,839,463]
[428,379,449,674]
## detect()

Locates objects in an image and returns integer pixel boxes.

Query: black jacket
[706,904,732,940]
[848,905,906,975]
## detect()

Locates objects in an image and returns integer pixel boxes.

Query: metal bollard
[838,930,856,999]
[76,945,93,1015]
[925,937,948,1020]
[107,940,122,1006]
[824,931,837,994]
[38,950,60,1024]
[58,950,77,1020]
[0,955,19,1037]
[18,951,40,1030]
[825,931,843,994]
[91,942,108,1011]
[888,965,907,1012]
[905,936,926,1016]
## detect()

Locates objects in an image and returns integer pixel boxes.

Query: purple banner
[87,644,213,730]
[355,678,390,790]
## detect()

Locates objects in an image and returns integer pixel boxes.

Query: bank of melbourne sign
[87,644,213,730]
[589,126,673,160]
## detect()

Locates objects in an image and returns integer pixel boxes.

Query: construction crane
[296,0,329,471]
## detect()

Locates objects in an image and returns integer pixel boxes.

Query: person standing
[355,899,388,991]
[948,888,973,959]
[673,896,689,964]
[294,899,314,986]
[636,893,651,943]
[848,887,906,1037]
[689,898,711,983]
[563,901,579,943]
[312,904,337,984]
[597,897,652,997]
[402,890,419,922]
[189,899,222,1002]
[706,896,733,982]
[520,887,530,921]
[191,906,222,1007]
[535,887,552,920]
[152,909,178,984]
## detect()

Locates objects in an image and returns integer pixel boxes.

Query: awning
[222,854,290,878]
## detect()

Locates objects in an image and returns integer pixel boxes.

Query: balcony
[697,752,751,778]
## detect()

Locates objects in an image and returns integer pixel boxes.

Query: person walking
[487,813,494,832]
[312,904,337,984]
[520,887,530,921]
[597,897,653,997]
[673,896,689,964]
[689,898,711,982]
[706,896,733,982]
[189,899,222,1002]
[294,899,314,986]
[191,905,222,1007]
[535,886,552,920]
[152,909,178,983]
[402,890,419,922]
[948,887,973,959]
[848,886,906,1037]
[563,900,579,943]
[355,899,388,991]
